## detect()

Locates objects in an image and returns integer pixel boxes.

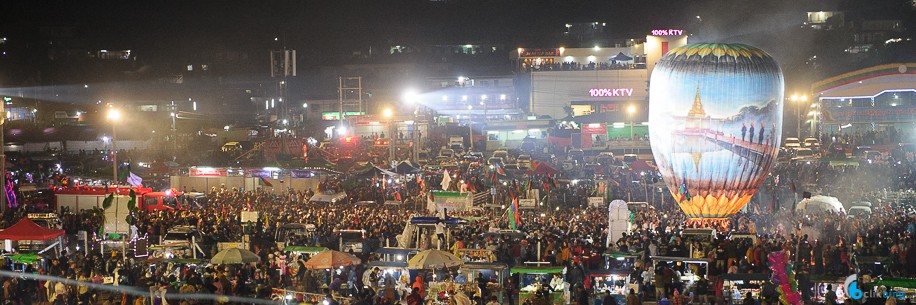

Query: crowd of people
[3,140,916,305]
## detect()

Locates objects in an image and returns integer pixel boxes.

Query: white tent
[796,195,846,215]
[606,200,630,247]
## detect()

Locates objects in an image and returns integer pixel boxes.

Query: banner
[518,199,537,209]
[247,169,272,178]
[290,170,313,178]
[189,167,227,177]
[588,197,605,208]
[822,106,916,124]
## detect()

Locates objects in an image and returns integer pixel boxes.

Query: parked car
[784,138,801,148]
[803,138,820,148]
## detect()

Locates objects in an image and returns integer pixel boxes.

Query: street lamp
[402,88,418,105]
[627,105,637,139]
[383,108,395,165]
[790,94,808,139]
[107,108,121,185]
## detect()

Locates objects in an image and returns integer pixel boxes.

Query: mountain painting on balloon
[648,43,784,219]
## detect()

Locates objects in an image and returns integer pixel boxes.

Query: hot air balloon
[648,43,784,222]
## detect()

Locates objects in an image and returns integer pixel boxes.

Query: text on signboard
[589,88,634,97]
[651,29,684,36]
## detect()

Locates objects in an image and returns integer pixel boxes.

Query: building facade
[812,63,916,138]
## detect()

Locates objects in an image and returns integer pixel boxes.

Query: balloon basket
[685,218,730,230]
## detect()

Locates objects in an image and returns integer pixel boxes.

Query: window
[187,65,193,71]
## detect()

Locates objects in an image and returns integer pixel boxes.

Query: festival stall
[866,277,916,301]
[461,262,508,304]
[810,276,849,304]
[369,247,418,298]
[721,273,769,305]
[407,249,465,302]
[511,265,569,305]
[0,218,66,255]
[650,256,709,294]
[456,248,497,263]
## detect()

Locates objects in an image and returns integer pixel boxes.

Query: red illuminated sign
[519,49,561,57]
[189,167,228,177]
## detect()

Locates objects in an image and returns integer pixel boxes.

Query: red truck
[54,186,184,213]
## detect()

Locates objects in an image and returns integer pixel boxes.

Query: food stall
[809,275,850,304]
[368,247,418,297]
[456,248,497,263]
[587,268,631,305]
[511,265,569,305]
[721,273,769,305]
[650,256,709,295]
[461,262,508,303]
[866,277,916,302]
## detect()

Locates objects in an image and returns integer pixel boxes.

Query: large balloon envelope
[648,43,784,219]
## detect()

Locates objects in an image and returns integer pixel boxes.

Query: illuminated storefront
[813,63,916,136]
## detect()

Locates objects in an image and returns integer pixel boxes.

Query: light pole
[790,94,808,139]
[627,105,636,140]
[383,108,394,166]
[107,108,121,185]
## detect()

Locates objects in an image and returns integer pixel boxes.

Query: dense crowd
[3,143,916,305]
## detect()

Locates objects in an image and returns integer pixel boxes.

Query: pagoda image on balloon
[648,43,784,221]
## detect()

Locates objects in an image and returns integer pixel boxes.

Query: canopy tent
[392,161,421,175]
[612,52,633,61]
[352,164,399,178]
[796,195,846,214]
[0,218,65,240]
[627,160,657,172]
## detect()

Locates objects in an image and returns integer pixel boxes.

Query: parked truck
[54,186,183,214]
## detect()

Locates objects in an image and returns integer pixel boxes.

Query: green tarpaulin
[10,253,39,264]
[510,266,565,274]
[285,246,329,253]
[869,278,916,289]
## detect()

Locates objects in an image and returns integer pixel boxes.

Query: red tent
[527,162,558,175]
[628,160,658,172]
[0,218,65,240]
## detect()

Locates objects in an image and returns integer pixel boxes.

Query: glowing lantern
[648,43,784,220]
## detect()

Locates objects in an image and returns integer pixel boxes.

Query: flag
[790,181,796,193]
[247,198,252,210]
[496,164,506,175]
[429,191,435,202]
[440,169,452,190]
[127,172,143,187]
[678,179,690,202]
[260,176,273,187]
[508,198,520,230]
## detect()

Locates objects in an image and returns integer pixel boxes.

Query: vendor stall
[805,275,851,304]
[511,265,569,305]
[721,273,769,305]
[650,256,709,295]
[0,218,65,255]
[461,262,508,304]
[587,269,632,305]
[456,248,497,263]
[867,277,916,302]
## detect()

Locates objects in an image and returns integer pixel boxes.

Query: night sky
[2,0,914,90]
